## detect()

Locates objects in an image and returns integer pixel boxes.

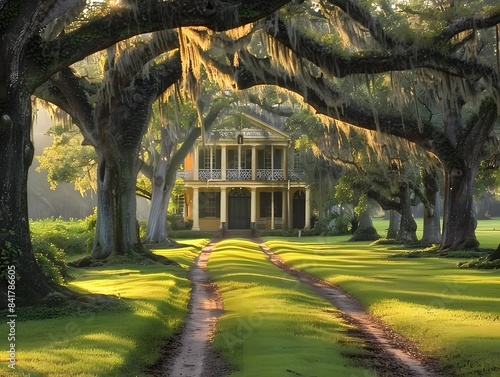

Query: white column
[252,146,257,180]
[271,188,275,229]
[250,187,257,224]
[238,144,241,169]
[283,147,288,180]
[305,187,311,229]
[209,146,213,178]
[221,145,227,180]
[220,187,227,224]
[282,189,287,229]
[193,147,199,180]
[271,145,274,179]
[192,187,200,230]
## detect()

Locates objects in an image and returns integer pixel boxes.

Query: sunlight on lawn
[0,243,202,377]
[207,239,376,377]
[263,223,500,377]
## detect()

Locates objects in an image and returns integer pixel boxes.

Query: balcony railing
[256,169,284,181]
[227,169,252,180]
[288,169,306,181]
[198,169,222,180]
[179,168,305,181]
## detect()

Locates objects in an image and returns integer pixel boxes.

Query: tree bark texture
[349,208,380,241]
[0,0,293,303]
[437,100,497,250]
[145,159,174,244]
[396,182,418,243]
[440,164,478,250]
[92,149,144,259]
[387,209,401,239]
[0,90,71,304]
[420,169,442,245]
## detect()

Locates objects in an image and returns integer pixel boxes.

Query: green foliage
[36,123,97,195]
[84,207,97,230]
[32,236,68,284]
[349,226,380,241]
[31,218,93,255]
[285,108,323,140]
[370,238,400,246]
[390,248,490,259]
[457,257,500,269]
[258,228,294,237]
[170,229,213,239]
[167,178,186,215]
[313,214,350,236]
[0,229,20,279]
[166,213,186,230]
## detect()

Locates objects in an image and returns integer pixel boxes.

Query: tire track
[258,242,450,377]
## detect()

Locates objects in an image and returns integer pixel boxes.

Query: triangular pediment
[205,113,290,143]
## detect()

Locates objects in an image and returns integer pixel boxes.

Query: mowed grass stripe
[207,238,376,377]
[0,240,206,377]
[264,236,500,377]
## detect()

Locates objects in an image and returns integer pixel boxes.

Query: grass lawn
[207,239,376,377]
[262,218,500,377]
[0,239,207,377]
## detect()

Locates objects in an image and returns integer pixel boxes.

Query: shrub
[32,236,69,284]
[169,229,214,239]
[457,257,500,269]
[313,214,350,236]
[84,207,97,230]
[371,238,400,246]
[258,229,293,237]
[31,218,93,255]
[349,226,380,241]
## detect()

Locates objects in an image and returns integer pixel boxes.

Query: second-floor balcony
[179,168,305,181]
[199,169,222,180]
[227,169,252,180]
[256,169,284,180]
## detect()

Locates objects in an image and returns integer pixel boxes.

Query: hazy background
[29,107,149,220]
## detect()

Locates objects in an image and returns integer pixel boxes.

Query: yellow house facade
[181,114,310,231]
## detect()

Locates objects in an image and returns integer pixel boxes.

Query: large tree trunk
[436,99,497,250]
[144,125,203,243]
[349,207,380,241]
[440,163,478,250]
[145,159,176,244]
[397,182,418,243]
[387,208,401,239]
[92,151,144,259]
[0,90,71,305]
[420,168,441,245]
[487,244,500,261]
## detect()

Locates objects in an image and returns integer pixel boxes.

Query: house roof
[203,112,290,144]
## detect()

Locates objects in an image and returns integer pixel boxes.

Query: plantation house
[180,114,310,231]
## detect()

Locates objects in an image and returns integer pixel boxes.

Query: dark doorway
[228,188,251,229]
[293,190,305,229]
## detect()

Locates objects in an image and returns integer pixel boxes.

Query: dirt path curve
[160,242,225,377]
[259,242,451,377]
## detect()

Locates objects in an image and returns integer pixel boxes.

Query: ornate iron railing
[226,169,252,180]
[256,169,284,181]
[198,169,222,180]
[288,169,306,181]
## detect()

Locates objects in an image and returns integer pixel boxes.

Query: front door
[293,190,306,229]
[228,188,251,229]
